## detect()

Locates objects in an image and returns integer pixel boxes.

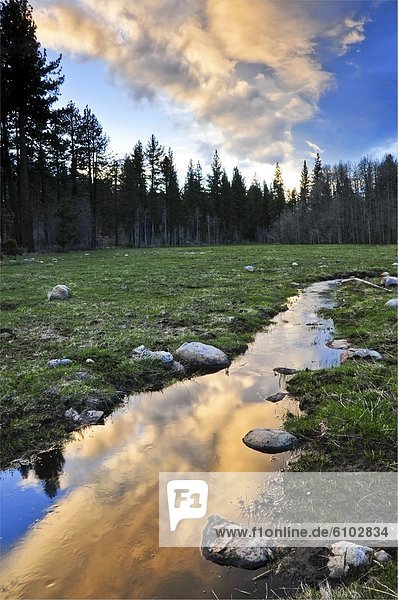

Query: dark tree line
[1,0,396,253]
[275,153,397,245]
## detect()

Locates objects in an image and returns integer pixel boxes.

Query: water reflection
[0,281,342,599]
[31,449,65,499]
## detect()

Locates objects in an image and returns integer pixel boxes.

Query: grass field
[1,244,396,469]
[286,278,397,472]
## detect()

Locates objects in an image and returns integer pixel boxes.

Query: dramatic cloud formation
[32,0,367,165]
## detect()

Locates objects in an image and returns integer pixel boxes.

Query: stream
[0,281,344,599]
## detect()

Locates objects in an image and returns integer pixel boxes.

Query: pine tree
[79,106,109,248]
[299,160,310,209]
[245,177,262,240]
[183,159,205,243]
[260,181,272,232]
[145,134,164,240]
[206,150,223,242]
[161,148,181,244]
[120,141,147,246]
[62,101,81,205]
[1,0,63,250]
[219,169,231,241]
[230,167,246,241]
[270,162,286,222]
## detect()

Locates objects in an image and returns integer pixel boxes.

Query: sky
[30,0,397,189]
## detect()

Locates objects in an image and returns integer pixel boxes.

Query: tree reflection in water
[18,448,65,498]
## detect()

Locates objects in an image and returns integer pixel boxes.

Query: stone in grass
[265,392,288,403]
[132,345,174,365]
[327,541,373,579]
[48,358,72,368]
[169,361,186,375]
[381,275,398,286]
[385,298,398,308]
[132,345,184,374]
[244,265,255,272]
[345,348,383,361]
[47,284,70,300]
[373,550,392,563]
[273,367,297,375]
[64,408,104,425]
[243,429,298,454]
[326,339,350,350]
[201,515,273,570]
[175,342,231,371]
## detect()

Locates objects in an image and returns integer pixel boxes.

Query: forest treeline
[1,0,397,253]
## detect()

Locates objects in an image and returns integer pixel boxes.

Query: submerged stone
[265,392,288,403]
[175,341,230,371]
[201,515,273,570]
[273,367,297,375]
[243,429,298,453]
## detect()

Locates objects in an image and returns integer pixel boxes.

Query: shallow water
[0,281,343,600]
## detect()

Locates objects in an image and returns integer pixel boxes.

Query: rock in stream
[175,341,230,371]
[243,429,298,453]
[201,515,273,570]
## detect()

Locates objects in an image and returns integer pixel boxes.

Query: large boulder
[201,515,273,570]
[243,429,298,453]
[48,284,70,300]
[175,342,231,371]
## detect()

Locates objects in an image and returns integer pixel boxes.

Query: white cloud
[32,0,367,174]
[327,14,368,56]
[306,140,325,159]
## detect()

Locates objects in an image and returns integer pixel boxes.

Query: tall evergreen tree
[183,159,205,243]
[270,162,285,222]
[230,167,246,241]
[260,181,272,232]
[79,106,109,248]
[62,101,81,205]
[245,177,262,240]
[161,148,181,244]
[299,160,310,209]
[145,134,164,240]
[206,150,222,242]
[1,0,63,250]
[219,169,231,241]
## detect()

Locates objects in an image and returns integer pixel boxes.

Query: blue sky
[32,0,397,188]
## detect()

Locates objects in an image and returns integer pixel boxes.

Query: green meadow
[1,244,396,470]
